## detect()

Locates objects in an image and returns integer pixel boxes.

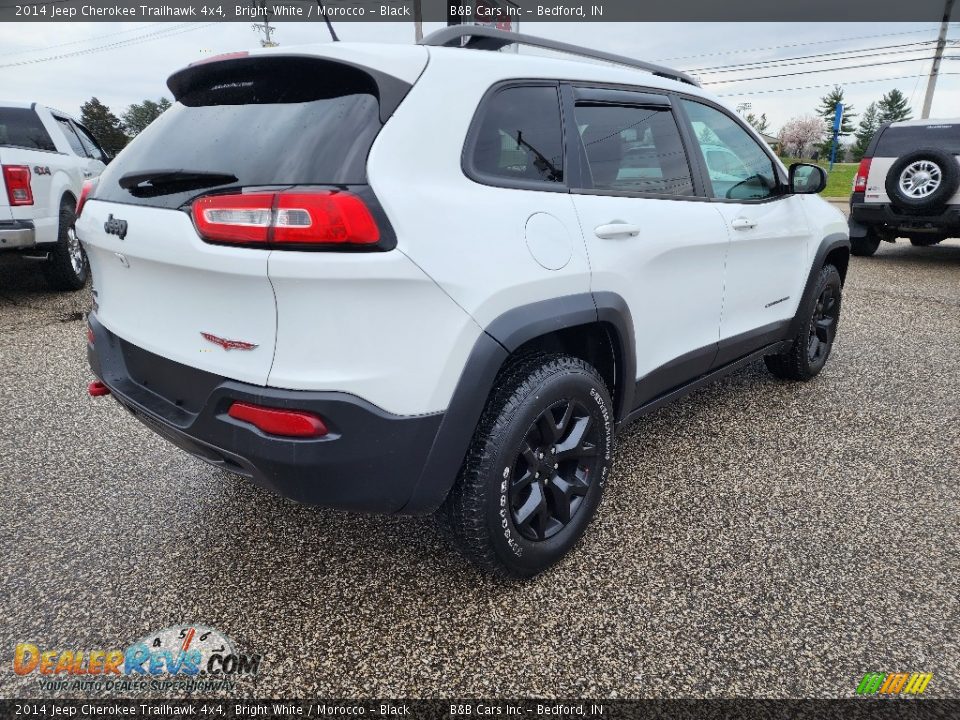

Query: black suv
[849,119,960,256]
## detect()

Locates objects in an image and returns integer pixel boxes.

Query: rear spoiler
[166,54,413,125]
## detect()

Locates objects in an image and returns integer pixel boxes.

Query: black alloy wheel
[509,398,602,542]
[440,353,615,578]
[807,284,839,366]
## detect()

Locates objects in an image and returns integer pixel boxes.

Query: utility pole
[252,1,278,47]
[921,0,955,119]
[413,0,423,42]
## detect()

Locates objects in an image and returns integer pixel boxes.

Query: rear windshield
[875,124,960,156]
[0,107,56,152]
[95,58,384,209]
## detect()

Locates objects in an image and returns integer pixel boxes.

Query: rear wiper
[118,169,238,195]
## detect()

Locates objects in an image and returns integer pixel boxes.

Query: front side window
[681,99,779,201]
[574,103,694,196]
[471,85,564,185]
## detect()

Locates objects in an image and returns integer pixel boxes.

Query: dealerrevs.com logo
[13,625,262,693]
[856,672,933,696]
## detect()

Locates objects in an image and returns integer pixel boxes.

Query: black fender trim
[786,233,850,340]
[399,292,636,515]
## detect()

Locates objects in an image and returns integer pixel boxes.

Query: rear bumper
[87,314,444,513]
[0,220,35,249]
[849,200,960,237]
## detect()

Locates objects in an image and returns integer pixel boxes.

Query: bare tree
[778,115,829,159]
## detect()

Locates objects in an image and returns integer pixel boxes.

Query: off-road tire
[765,264,842,381]
[439,353,615,578]
[850,230,881,257]
[909,236,943,247]
[43,198,87,291]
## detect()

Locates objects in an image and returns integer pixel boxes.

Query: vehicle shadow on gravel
[870,239,960,264]
[0,256,90,315]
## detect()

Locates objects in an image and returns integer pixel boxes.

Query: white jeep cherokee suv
[80,28,849,577]
[0,101,107,289]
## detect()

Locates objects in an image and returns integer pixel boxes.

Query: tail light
[853,158,872,193]
[2,165,33,206]
[76,178,98,217]
[192,190,380,247]
[228,401,328,438]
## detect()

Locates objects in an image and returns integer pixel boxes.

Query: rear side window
[95,58,386,209]
[55,117,87,157]
[875,125,960,156]
[74,123,107,162]
[469,85,564,186]
[574,104,693,196]
[0,107,56,152]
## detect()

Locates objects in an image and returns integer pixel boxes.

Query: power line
[0,23,214,70]
[0,23,160,58]
[701,55,938,86]
[686,41,935,74]
[716,72,960,97]
[655,27,942,62]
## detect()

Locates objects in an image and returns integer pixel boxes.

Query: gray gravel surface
[1,240,958,699]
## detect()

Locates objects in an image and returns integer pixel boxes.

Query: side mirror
[789,162,827,194]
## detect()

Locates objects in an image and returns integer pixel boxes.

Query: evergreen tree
[745,112,770,134]
[815,86,856,156]
[122,98,172,137]
[852,102,880,161]
[79,97,128,156]
[877,88,912,124]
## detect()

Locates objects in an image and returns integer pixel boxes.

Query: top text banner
[1,0,958,22]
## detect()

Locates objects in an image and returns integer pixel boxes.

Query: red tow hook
[88,380,111,397]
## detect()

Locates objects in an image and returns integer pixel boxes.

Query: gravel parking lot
[1,239,958,699]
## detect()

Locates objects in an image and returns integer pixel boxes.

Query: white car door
[679,99,809,363]
[566,88,730,408]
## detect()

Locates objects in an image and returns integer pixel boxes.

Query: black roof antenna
[316,1,340,42]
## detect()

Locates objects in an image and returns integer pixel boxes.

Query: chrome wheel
[67,227,83,275]
[898,160,942,199]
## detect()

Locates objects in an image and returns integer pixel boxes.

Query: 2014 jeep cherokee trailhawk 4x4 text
[80,28,850,577]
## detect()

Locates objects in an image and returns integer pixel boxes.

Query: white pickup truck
[0,101,107,289]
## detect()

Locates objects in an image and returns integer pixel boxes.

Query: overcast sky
[1,21,957,135]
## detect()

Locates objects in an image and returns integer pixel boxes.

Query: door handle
[594,223,641,239]
[731,217,757,230]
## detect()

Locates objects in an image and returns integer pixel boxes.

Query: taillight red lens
[191,190,380,247]
[76,178,97,217]
[853,158,872,193]
[274,192,380,245]
[228,402,328,438]
[2,165,33,206]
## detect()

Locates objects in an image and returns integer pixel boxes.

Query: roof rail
[419,26,700,88]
